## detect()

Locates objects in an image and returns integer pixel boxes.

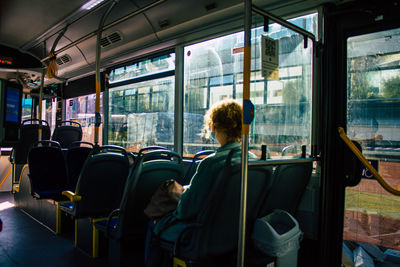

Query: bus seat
[60,145,130,218]
[95,150,184,265]
[11,119,51,165]
[258,161,313,217]
[51,120,82,148]
[138,145,167,154]
[181,150,214,185]
[27,140,68,200]
[244,161,313,266]
[158,149,274,264]
[128,146,167,169]
[64,141,93,192]
[137,145,168,162]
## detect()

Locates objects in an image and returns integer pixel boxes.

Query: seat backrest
[176,151,274,259]
[182,150,215,185]
[64,141,93,192]
[73,146,130,218]
[117,150,184,240]
[27,140,68,199]
[51,120,82,148]
[14,119,50,164]
[258,161,313,217]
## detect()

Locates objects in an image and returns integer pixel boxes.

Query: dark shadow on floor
[0,192,107,267]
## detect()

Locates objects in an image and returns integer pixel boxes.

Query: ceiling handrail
[251,5,316,43]
[40,0,167,63]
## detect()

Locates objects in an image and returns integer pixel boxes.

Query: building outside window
[183,13,317,157]
[108,53,175,152]
[65,93,103,145]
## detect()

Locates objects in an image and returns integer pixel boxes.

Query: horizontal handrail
[338,127,400,196]
[248,158,313,166]
[251,5,316,42]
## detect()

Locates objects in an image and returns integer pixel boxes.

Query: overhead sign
[261,36,279,80]
[0,57,13,65]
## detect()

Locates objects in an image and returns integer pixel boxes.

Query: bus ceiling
[0,44,43,92]
[0,0,335,87]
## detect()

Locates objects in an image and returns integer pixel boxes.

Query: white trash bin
[252,209,303,267]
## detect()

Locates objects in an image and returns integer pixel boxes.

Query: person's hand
[169,181,184,194]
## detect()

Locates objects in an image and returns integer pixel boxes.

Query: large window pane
[108,76,175,152]
[65,93,103,145]
[183,13,317,157]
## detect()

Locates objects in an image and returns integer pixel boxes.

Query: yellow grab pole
[94,1,118,145]
[94,79,101,145]
[338,127,400,196]
[237,1,254,266]
[0,168,12,189]
[38,67,45,141]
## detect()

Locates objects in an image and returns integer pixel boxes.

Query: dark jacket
[153,141,254,241]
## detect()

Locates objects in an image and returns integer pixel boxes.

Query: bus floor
[0,192,107,267]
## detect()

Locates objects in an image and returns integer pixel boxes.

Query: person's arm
[175,156,215,220]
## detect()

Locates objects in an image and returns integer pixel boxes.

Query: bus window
[345,28,400,253]
[183,13,317,158]
[108,53,175,152]
[21,97,34,121]
[65,93,103,145]
[41,98,57,134]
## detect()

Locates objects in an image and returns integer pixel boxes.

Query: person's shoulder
[217,141,241,153]
[198,152,216,165]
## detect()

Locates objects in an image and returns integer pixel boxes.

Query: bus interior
[0,0,400,266]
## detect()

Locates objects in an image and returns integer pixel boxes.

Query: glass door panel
[344,28,400,258]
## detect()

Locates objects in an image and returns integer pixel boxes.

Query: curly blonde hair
[203,99,242,142]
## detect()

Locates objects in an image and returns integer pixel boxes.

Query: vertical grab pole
[94,1,118,146]
[238,0,253,266]
[38,42,46,141]
[38,69,45,141]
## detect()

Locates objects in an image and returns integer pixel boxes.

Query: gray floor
[0,192,107,267]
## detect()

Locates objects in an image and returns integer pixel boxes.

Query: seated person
[153,99,254,242]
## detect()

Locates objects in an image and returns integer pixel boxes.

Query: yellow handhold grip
[62,191,82,202]
[173,257,187,267]
[338,127,400,196]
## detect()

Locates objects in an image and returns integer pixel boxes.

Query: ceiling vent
[56,54,72,65]
[100,31,123,48]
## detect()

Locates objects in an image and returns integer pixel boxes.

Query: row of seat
[25,143,202,262]
[148,150,313,266]
[51,146,183,263]
[24,141,312,266]
[27,140,93,200]
[11,119,83,165]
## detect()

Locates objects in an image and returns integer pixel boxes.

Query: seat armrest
[62,191,82,202]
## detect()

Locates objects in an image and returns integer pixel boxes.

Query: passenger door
[343,27,400,262]
[321,2,400,266]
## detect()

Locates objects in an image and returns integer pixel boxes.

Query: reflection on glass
[21,97,33,121]
[37,99,57,134]
[183,13,316,157]
[108,76,175,152]
[109,54,175,84]
[65,93,103,145]
[345,28,400,253]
